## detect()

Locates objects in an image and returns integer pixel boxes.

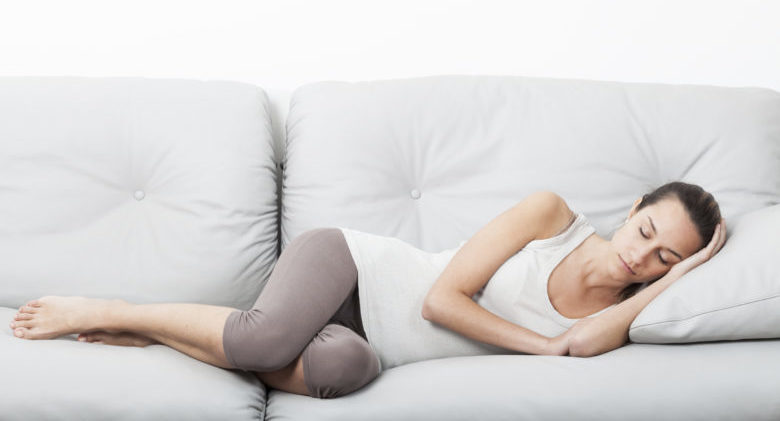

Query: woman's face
[611,197,703,284]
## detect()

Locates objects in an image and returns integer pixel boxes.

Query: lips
[619,255,636,275]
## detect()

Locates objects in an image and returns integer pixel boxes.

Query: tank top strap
[524,211,590,250]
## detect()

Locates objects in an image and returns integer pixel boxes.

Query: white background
[1,0,778,128]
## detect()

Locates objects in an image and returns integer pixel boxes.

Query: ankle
[98,299,132,332]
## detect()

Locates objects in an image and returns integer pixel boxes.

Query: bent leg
[256,323,380,399]
[302,323,380,399]
[12,227,360,373]
[223,227,360,372]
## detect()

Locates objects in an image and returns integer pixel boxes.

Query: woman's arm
[565,219,727,357]
[564,271,680,357]
[423,289,556,355]
[423,191,576,356]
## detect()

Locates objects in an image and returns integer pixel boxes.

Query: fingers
[699,222,720,260]
[716,218,727,252]
[706,223,720,252]
[709,219,727,256]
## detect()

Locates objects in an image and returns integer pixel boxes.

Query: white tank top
[337,211,615,371]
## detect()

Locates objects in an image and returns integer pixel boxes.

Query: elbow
[422,291,464,322]
[421,298,437,321]
[568,332,626,358]
[568,333,601,358]
[422,293,446,322]
[567,334,593,358]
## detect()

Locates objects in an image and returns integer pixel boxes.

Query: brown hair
[617,181,721,303]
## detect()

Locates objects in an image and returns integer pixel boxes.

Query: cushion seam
[630,292,780,330]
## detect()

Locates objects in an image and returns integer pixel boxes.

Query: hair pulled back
[617,181,721,303]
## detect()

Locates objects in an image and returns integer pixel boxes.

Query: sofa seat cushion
[266,339,780,420]
[0,307,266,421]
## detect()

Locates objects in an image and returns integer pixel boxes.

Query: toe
[79,333,102,343]
[14,313,33,321]
[28,299,43,307]
[11,319,34,329]
[19,305,37,314]
[89,332,110,342]
[13,328,26,338]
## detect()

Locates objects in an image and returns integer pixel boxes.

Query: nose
[628,245,654,267]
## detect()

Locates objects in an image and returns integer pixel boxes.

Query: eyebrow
[648,215,682,260]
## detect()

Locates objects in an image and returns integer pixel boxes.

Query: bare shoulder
[422,190,574,304]
[527,191,576,240]
[499,190,575,243]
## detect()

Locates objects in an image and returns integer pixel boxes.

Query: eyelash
[639,227,668,265]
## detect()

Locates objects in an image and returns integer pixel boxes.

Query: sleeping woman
[9,181,726,399]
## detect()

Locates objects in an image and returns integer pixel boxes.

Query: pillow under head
[629,204,780,343]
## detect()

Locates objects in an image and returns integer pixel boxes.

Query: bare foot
[77,331,158,347]
[9,295,127,340]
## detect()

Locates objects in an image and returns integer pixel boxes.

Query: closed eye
[639,227,669,265]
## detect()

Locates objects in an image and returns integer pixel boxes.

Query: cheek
[613,226,627,243]
[615,228,632,250]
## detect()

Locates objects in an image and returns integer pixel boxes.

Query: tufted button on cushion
[133,190,145,201]
[410,189,421,199]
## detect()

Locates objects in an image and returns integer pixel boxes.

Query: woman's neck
[572,233,631,302]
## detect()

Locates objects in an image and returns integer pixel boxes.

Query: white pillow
[629,204,780,343]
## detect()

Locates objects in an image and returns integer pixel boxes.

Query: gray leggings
[222,227,380,399]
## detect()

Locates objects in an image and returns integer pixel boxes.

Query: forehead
[640,199,702,256]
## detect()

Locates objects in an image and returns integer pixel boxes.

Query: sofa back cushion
[283,75,780,342]
[0,77,278,309]
[283,75,779,250]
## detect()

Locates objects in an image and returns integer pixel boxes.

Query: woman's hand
[562,317,603,357]
[667,219,727,279]
[543,332,572,356]
[543,317,605,356]
[543,319,596,356]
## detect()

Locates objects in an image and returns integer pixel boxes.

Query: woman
[8,181,726,399]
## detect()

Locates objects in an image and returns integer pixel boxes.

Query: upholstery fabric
[0,77,279,310]
[283,75,779,254]
[266,339,780,421]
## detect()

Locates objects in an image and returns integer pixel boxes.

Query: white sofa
[1,75,778,420]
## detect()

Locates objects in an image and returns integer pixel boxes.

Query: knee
[302,324,381,399]
[223,309,300,372]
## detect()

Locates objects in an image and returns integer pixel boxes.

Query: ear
[627,197,643,220]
